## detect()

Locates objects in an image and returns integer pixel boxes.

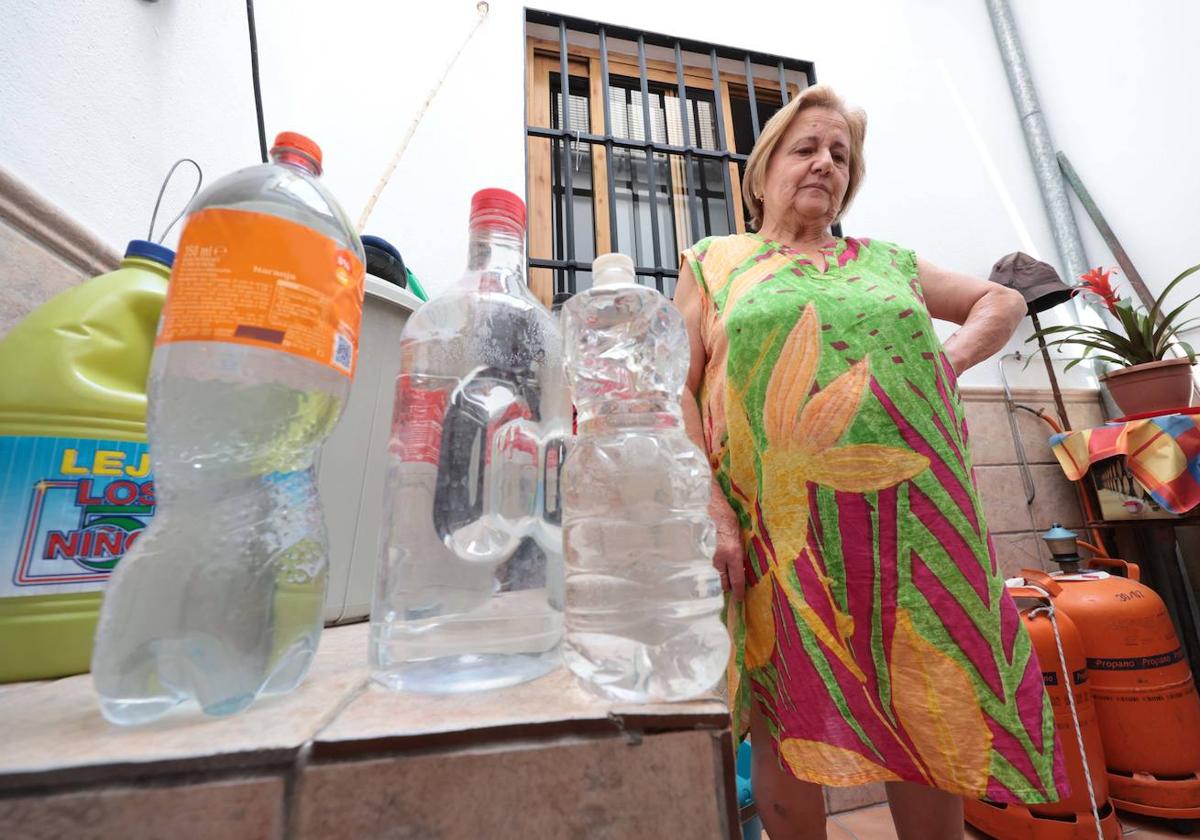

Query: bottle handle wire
[148,158,204,244]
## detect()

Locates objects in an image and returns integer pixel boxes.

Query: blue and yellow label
[0,436,155,597]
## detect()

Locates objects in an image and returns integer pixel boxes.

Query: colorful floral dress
[682,233,1066,802]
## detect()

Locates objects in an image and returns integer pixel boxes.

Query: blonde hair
[741,84,867,230]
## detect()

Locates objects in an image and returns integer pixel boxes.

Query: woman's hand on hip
[711,491,746,601]
[917,255,1027,375]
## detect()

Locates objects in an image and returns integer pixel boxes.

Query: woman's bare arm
[917,256,1027,375]
[675,262,745,601]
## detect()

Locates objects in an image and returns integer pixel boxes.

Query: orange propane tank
[964,577,1122,840]
[1045,554,1200,824]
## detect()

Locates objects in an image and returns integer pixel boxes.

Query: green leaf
[1124,298,1158,360]
[1029,324,1142,357]
[1064,354,1126,372]
[1081,330,1144,359]
[1115,303,1153,359]
[1149,262,1200,328]
[1152,292,1200,351]
[1040,336,1145,363]
[1160,314,1200,340]
[1142,313,1157,359]
[1178,341,1197,365]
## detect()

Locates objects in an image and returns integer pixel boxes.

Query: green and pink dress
[682,233,1066,802]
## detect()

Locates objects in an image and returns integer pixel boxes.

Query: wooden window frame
[525,18,811,305]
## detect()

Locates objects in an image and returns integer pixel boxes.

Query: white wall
[2,0,1196,386]
[0,0,261,244]
[1011,0,1200,336]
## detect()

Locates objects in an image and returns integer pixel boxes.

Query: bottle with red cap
[371,188,569,693]
[91,132,366,723]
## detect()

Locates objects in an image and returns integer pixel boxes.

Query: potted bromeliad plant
[1030,263,1200,416]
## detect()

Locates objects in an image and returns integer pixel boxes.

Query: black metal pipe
[696,144,713,233]
[526,126,746,161]
[636,35,664,284]
[743,55,760,140]
[558,21,577,293]
[674,43,702,247]
[531,256,676,278]
[708,48,737,233]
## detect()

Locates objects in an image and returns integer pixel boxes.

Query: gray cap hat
[989,252,1073,315]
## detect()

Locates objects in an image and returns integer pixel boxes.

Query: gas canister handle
[1007,585,1053,602]
[1015,568,1063,596]
[1084,554,1141,582]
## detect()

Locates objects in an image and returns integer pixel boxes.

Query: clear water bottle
[560,253,728,702]
[370,189,568,693]
[91,132,365,724]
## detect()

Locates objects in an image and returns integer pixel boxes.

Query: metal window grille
[525,10,817,300]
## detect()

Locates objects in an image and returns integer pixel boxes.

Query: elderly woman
[676,85,1066,839]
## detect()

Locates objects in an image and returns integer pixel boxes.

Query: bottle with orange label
[91,132,366,724]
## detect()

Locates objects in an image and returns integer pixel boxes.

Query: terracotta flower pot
[1100,358,1197,417]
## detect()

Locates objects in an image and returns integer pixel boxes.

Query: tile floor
[760,804,1191,839]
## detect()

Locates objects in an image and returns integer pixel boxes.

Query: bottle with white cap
[559,253,729,701]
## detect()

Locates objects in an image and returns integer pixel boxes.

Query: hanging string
[147,159,204,244]
[356,2,490,233]
[1028,589,1105,840]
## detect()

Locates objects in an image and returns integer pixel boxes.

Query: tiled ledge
[958,385,1103,404]
[0,623,735,839]
[0,164,120,279]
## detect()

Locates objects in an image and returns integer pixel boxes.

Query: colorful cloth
[1051,414,1200,514]
[683,233,1065,802]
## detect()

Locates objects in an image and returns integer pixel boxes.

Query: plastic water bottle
[560,253,728,702]
[91,132,365,723]
[370,189,568,693]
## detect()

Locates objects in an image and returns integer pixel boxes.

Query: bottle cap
[123,239,175,268]
[591,253,637,287]
[470,188,525,231]
[271,132,323,173]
